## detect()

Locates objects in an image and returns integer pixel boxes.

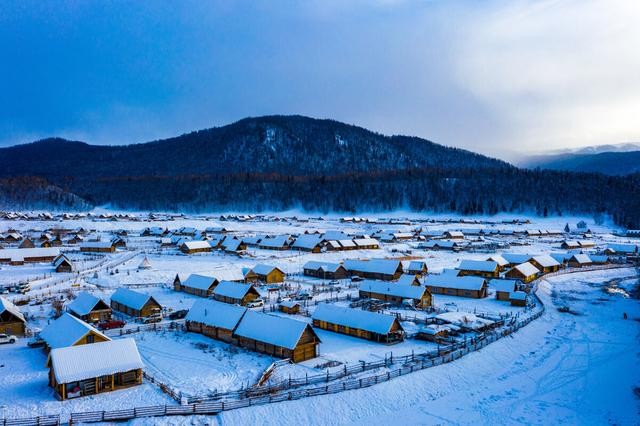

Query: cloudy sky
[0,0,638,160]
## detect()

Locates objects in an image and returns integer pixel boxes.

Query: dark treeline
[32,167,638,228]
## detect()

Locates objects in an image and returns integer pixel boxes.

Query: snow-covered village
[0,211,638,425]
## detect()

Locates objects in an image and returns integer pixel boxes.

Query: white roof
[531,255,560,268]
[40,313,110,349]
[425,275,486,291]
[279,300,302,309]
[234,310,314,350]
[251,264,283,276]
[181,274,217,291]
[292,234,324,249]
[396,274,420,286]
[435,311,495,331]
[343,259,401,275]
[510,291,527,300]
[0,296,25,323]
[80,241,114,249]
[511,262,540,277]
[407,261,427,271]
[53,254,73,268]
[353,238,379,247]
[359,280,428,300]
[182,240,212,250]
[66,292,106,316]
[110,288,155,311]
[457,260,498,273]
[489,279,517,293]
[312,304,400,335]
[50,338,143,384]
[213,281,256,299]
[338,239,356,248]
[185,299,246,330]
[212,269,246,282]
[486,255,508,267]
[303,261,344,273]
[0,247,60,262]
[323,230,350,240]
[502,253,532,264]
[445,231,464,237]
[570,254,592,264]
[260,235,290,248]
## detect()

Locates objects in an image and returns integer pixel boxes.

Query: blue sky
[1,0,638,159]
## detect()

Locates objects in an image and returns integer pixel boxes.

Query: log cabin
[279,300,302,314]
[396,274,421,286]
[406,260,428,276]
[259,235,292,250]
[180,240,212,254]
[0,247,60,265]
[66,292,112,323]
[47,338,143,400]
[529,255,561,273]
[110,288,162,318]
[250,264,286,284]
[185,299,247,344]
[505,262,540,283]
[489,279,518,301]
[358,280,432,309]
[302,261,350,280]
[456,260,500,278]
[510,291,527,307]
[18,238,35,249]
[80,241,116,253]
[291,234,325,253]
[233,310,320,362]
[175,274,218,297]
[486,255,509,271]
[352,238,380,249]
[53,254,74,273]
[343,259,403,281]
[567,254,593,268]
[312,304,405,344]
[0,297,26,336]
[424,275,488,298]
[212,281,261,306]
[40,313,111,350]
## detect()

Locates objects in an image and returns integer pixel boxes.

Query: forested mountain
[522,151,640,176]
[0,115,639,228]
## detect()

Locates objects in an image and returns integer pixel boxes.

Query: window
[86,334,95,343]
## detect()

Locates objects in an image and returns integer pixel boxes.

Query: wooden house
[501,253,533,268]
[185,299,247,344]
[489,279,518,301]
[80,241,116,253]
[259,235,292,251]
[352,238,380,250]
[250,264,286,283]
[396,274,421,286]
[302,261,350,280]
[213,281,261,306]
[40,313,110,350]
[529,255,561,273]
[443,231,464,239]
[174,274,218,297]
[0,247,60,265]
[343,259,403,281]
[180,240,212,254]
[110,288,162,318]
[234,310,320,362]
[359,280,432,309]
[561,240,581,250]
[291,234,325,253]
[66,292,112,323]
[486,255,509,271]
[19,238,35,249]
[456,260,500,278]
[53,254,74,273]
[510,291,527,307]
[48,338,143,400]
[424,275,488,298]
[567,254,593,268]
[505,262,540,283]
[406,261,428,276]
[312,304,405,344]
[279,300,302,314]
[0,297,26,336]
[220,238,246,254]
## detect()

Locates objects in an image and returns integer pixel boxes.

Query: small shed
[279,300,302,315]
[53,254,75,273]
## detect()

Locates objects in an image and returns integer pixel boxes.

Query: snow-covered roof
[80,241,115,249]
[501,253,532,264]
[110,288,156,311]
[312,304,401,335]
[353,238,379,247]
[510,291,527,300]
[488,279,517,293]
[0,247,60,261]
[511,262,540,277]
[396,274,420,286]
[424,275,486,291]
[292,234,324,249]
[338,239,356,248]
[569,254,592,264]
[211,269,246,282]
[406,260,427,271]
[213,281,257,299]
[234,310,315,350]
[444,231,464,238]
[53,254,73,268]
[181,240,212,250]
[323,230,350,240]
[486,255,509,267]
[182,274,217,291]
[222,238,243,251]
[279,300,302,309]
[607,243,638,254]
[303,261,344,273]
[66,292,106,316]
[0,296,25,323]
[251,264,283,276]
[40,313,110,349]
[260,235,290,248]
[359,280,428,300]
[343,259,401,275]
[531,255,561,268]
[550,252,572,263]
[185,299,246,330]
[457,259,498,273]
[436,311,495,331]
[50,338,143,384]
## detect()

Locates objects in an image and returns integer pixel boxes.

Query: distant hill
[523,150,640,176]
[0,115,639,228]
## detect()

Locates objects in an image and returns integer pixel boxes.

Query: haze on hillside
[1,0,639,160]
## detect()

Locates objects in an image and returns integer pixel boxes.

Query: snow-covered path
[133,268,640,426]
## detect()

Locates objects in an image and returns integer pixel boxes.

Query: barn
[505,262,540,283]
[302,261,350,280]
[456,260,500,278]
[358,280,432,309]
[343,259,403,281]
[312,304,405,344]
[234,310,320,362]
[67,292,112,323]
[489,279,518,301]
[213,281,261,306]
[48,338,143,400]
[40,313,110,350]
[180,240,212,254]
[424,275,488,298]
[185,299,247,344]
[0,297,26,336]
[110,288,162,318]
[175,274,218,297]
[250,264,286,283]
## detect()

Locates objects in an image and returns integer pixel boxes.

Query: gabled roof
[322,230,350,240]
[40,313,110,349]
[80,241,115,249]
[457,259,499,273]
[607,243,638,254]
[424,275,486,291]
[488,279,517,293]
[486,255,508,267]
[181,240,212,250]
[213,281,258,299]
[353,238,379,247]
[251,264,284,276]
[181,274,218,291]
[343,259,401,275]
[260,235,291,248]
[66,292,108,316]
[510,262,540,277]
[234,310,317,350]
[303,261,344,273]
[359,280,428,300]
[531,255,561,268]
[312,304,401,335]
[501,253,532,264]
[185,299,246,330]
[0,296,25,323]
[406,260,427,271]
[110,288,157,311]
[569,254,592,264]
[292,234,324,250]
[50,338,143,384]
